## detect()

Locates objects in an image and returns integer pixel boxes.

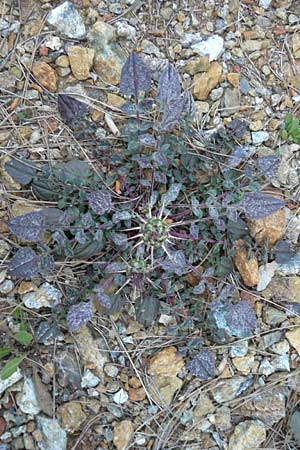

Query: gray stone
[22,282,62,309]
[238,388,286,425]
[259,0,272,7]
[37,417,67,450]
[191,35,224,61]
[211,376,248,403]
[260,331,283,349]
[252,131,270,145]
[210,87,224,101]
[113,388,128,405]
[0,369,22,395]
[104,364,119,377]
[257,261,278,291]
[223,88,240,116]
[35,321,64,345]
[0,240,10,258]
[263,306,286,326]
[277,253,300,275]
[0,279,14,294]
[16,378,41,415]
[230,340,249,358]
[116,21,136,40]
[56,351,81,388]
[240,77,250,94]
[229,420,266,450]
[81,369,100,388]
[47,1,86,39]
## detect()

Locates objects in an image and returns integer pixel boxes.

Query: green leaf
[14,331,33,346]
[1,355,24,380]
[0,348,12,360]
[12,307,23,321]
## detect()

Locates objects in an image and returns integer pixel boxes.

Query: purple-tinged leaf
[81,212,94,227]
[132,155,153,168]
[193,280,206,294]
[153,151,169,168]
[136,295,159,326]
[8,211,45,242]
[5,159,36,185]
[112,211,131,224]
[162,183,182,206]
[273,240,297,265]
[9,248,40,279]
[88,190,112,216]
[161,250,189,276]
[139,133,157,148]
[67,301,93,332]
[58,94,88,125]
[226,119,248,139]
[105,262,127,273]
[187,349,216,380]
[111,232,128,247]
[75,230,87,245]
[240,192,285,220]
[157,62,181,104]
[120,52,151,97]
[227,145,255,169]
[256,155,280,180]
[96,293,111,309]
[154,171,167,184]
[160,97,184,132]
[181,90,195,117]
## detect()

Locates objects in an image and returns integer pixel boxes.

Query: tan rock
[88,21,124,85]
[148,346,184,377]
[11,200,41,218]
[286,328,300,355]
[229,420,266,450]
[292,34,300,54]
[241,40,263,52]
[32,61,57,92]
[57,401,86,433]
[193,393,215,419]
[232,355,257,374]
[91,109,104,121]
[248,209,286,248]
[0,131,10,145]
[67,46,94,80]
[107,93,126,108]
[233,239,259,287]
[18,281,37,295]
[93,54,123,85]
[74,326,109,377]
[193,62,222,100]
[128,387,146,401]
[227,72,240,87]
[56,55,69,68]
[150,375,183,406]
[185,56,210,75]
[113,420,134,450]
[262,276,300,304]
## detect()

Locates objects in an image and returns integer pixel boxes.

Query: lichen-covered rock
[229,420,266,450]
[47,1,86,39]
